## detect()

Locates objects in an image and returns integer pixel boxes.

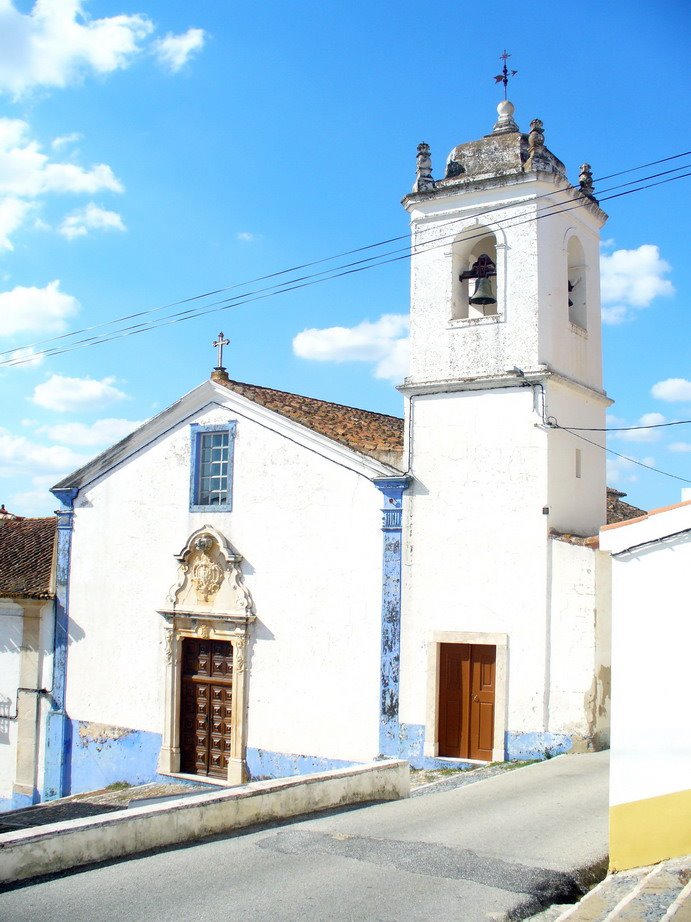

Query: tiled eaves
[0,517,56,599]
[217,378,405,458]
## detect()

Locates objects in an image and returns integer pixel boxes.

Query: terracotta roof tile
[606,487,646,525]
[217,377,405,462]
[0,517,56,599]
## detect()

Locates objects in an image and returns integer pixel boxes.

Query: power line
[554,419,691,432]
[1,149,690,364]
[562,429,691,485]
[2,161,690,368]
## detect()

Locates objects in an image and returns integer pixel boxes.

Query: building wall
[64,403,385,791]
[547,541,610,748]
[0,598,54,811]
[601,504,691,870]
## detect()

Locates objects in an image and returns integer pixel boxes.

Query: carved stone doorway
[157,526,255,786]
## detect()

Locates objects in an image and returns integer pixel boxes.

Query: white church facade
[3,99,629,803]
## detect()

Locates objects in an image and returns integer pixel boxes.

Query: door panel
[180,638,233,778]
[438,642,496,760]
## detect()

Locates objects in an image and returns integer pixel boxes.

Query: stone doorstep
[542,856,691,921]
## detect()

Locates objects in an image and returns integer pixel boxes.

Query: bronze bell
[469,276,496,306]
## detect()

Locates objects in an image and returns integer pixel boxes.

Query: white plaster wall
[0,601,22,797]
[65,402,384,763]
[400,387,552,733]
[601,506,691,806]
[545,380,607,537]
[548,541,609,742]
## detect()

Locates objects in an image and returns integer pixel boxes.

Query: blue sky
[0,0,689,517]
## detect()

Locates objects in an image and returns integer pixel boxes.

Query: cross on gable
[213,332,230,369]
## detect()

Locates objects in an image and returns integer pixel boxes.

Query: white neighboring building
[20,99,630,802]
[0,511,56,811]
[600,500,691,871]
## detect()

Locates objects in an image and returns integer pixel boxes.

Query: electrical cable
[1,149,690,363]
[554,419,691,432]
[561,428,691,485]
[3,165,689,369]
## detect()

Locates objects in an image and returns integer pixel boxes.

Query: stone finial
[528,118,545,155]
[413,142,435,193]
[492,99,519,134]
[579,163,595,197]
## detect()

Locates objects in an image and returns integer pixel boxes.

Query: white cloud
[600,244,674,323]
[651,378,691,402]
[669,442,691,453]
[0,194,31,250]
[616,412,667,443]
[153,28,205,72]
[51,132,81,150]
[293,314,410,383]
[39,416,144,446]
[0,1,154,96]
[0,279,79,336]
[31,374,127,412]
[0,426,86,474]
[59,202,126,239]
[601,305,628,326]
[1,345,44,369]
[236,231,257,243]
[0,119,123,197]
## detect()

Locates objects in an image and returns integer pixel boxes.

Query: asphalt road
[0,751,609,922]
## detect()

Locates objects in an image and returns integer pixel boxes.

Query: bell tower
[397,95,613,765]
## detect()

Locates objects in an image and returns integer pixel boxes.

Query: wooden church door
[438,643,495,761]
[180,638,233,778]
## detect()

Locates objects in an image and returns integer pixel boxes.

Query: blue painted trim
[0,791,34,814]
[189,421,237,513]
[43,488,78,801]
[246,747,357,781]
[373,477,409,758]
[69,721,162,793]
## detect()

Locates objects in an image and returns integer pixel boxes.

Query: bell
[469,276,496,306]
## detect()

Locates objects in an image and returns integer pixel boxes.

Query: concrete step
[549,856,691,922]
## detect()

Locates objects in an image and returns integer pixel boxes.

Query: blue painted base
[68,720,162,795]
[0,791,35,814]
[505,731,574,760]
[246,747,357,781]
[396,723,574,768]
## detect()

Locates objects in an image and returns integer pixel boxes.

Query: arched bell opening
[452,231,499,320]
[567,236,587,330]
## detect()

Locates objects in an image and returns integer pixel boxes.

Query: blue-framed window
[189,422,236,512]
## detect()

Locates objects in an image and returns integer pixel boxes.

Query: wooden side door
[438,642,495,761]
[180,638,233,778]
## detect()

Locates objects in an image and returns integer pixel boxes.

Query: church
[2,97,637,805]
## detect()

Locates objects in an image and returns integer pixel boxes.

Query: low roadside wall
[0,759,409,884]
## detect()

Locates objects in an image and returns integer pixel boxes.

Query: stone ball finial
[493,99,519,134]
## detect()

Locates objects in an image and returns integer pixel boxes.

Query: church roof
[216,377,404,459]
[0,516,56,599]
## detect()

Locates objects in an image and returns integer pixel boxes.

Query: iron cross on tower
[213,332,229,369]
[494,50,518,100]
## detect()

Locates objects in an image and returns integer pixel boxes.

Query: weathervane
[213,331,229,369]
[494,50,518,100]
